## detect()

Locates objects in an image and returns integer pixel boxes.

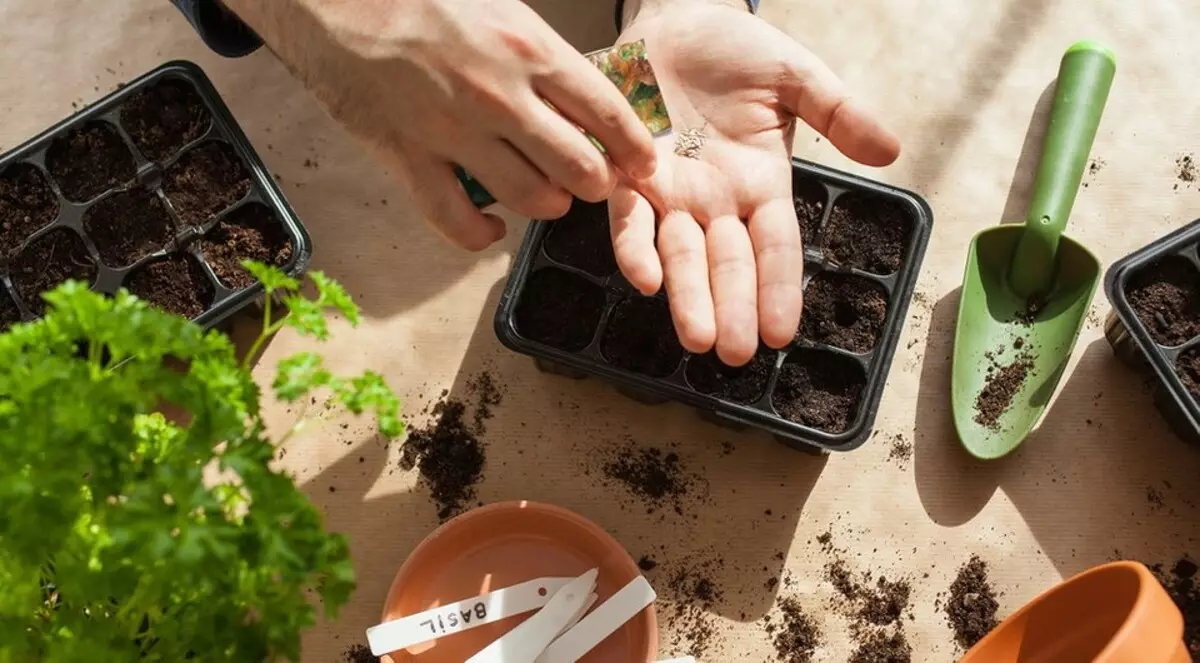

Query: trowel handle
[1011,41,1116,297]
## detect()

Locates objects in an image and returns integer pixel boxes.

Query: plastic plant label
[456,39,672,209]
[533,575,657,663]
[365,576,577,656]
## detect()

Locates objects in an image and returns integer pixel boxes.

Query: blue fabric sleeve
[171,0,263,58]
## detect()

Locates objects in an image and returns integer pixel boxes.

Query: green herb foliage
[0,262,402,662]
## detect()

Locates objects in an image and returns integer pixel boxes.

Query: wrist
[618,0,753,32]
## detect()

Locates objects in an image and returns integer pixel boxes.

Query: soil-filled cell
[514,267,606,352]
[0,288,20,331]
[824,193,913,275]
[44,121,136,202]
[83,188,176,268]
[1177,347,1200,396]
[0,164,58,256]
[543,199,618,277]
[199,203,294,290]
[600,295,684,378]
[120,78,212,162]
[1126,255,1200,347]
[10,228,97,315]
[800,272,889,353]
[685,347,776,404]
[772,349,865,434]
[794,177,826,247]
[125,253,214,319]
[163,141,251,225]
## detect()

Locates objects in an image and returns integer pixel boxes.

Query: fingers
[706,215,758,367]
[748,198,805,348]
[457,141,573,220]
[535,56,657,181]
[510,101,619,203]
[392,149,507,252]
[609,185,662,295]
[658,211,715,353]
[777,40,901,167]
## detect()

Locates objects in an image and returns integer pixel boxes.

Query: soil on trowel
[1145,557,1200,656]
[542,198,618,277]
[685,346,775,404]
[600,295,684,377]
[0,164,58,255]
[514,267,606,351]
[794,177,826,247]
[1127,256,1200,346]
[125,253,214,319]
[342,644,378,663]
[120,78,212,161]
[945,555,1000,650]
[772,349,866,434]
[400,373,502,521]
[824,193,913,275]
[10,228,97,315]
[800,272,889,353]
[199,203,293,290]
[163,141,252,225]
[44,121,136,202]
[766,596,822,663]
[973,347,1035,429]
[83,187,176,267]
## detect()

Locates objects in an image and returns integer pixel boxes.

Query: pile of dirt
[850,630,914,663]
[974,345,1035,429]
[663,554,727,658]
[821,534,914,662]
[597,440,701,515]
[342,644,378,663]
[766,596,822,663]
[887,433,912,465]
[1178,154,1197,185]
[1146,557,1200,655]
[944,555,1000,650]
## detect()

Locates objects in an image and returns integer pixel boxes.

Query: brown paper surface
[3,0,1199,660]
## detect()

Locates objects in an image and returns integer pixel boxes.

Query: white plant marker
[534,575,657,663]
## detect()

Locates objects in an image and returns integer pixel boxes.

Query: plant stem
[242,295,279,372]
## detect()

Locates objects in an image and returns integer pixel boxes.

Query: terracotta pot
[379,500,657,662]
[960,560,1189,663]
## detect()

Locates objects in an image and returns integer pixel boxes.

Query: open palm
[609,4,900,366]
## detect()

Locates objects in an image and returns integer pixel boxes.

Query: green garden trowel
[951,41,1116,459]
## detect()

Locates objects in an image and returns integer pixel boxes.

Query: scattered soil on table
[662,553,727,658]
[598,440,699,514]
[600,295,684,377]
[772,349,865,434]
[0,164,58,255]
[514,267,605,351]
[120,78,211,161]
[820,534,914,662]
[0,290,20,330]
[973,347,1035,429]
[887,433,912,465]
[1082,158,1105,188]
[1147,485,1166,510]
[800,272,889,353]
[1146,557,1200,656]
[1177,347,1200,395]
[685,346,774,403]
[199,203,293,290]
[794,177,826,247]
[83,187,176,267]
[10,228,97,315]
[824,193,912,275]
[342,644,378,663]
[400,373,501,521]
[767,596,822,662]
[44,121,136,202]
[163,141,251,225]
[542,199,617,277]
[125,253,213,319]
[638,556,658,571]
[850,630,914,663]
[1127,256,1200,346]
[1178,154,1197,185]
[945,555,1000,650]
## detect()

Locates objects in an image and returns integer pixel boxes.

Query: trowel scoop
[951,41,1116,459]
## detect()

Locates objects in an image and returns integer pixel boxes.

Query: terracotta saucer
[379,500,658,662]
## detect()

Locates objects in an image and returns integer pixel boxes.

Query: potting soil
[767,596,822,663]
[944,555,1000,650]
[1147,557,1200,655]
[973,348,1035,429]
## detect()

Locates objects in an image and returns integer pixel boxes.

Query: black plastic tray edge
[1103,216,1200,445]
[0,59,313,332]
[492,156,934,452]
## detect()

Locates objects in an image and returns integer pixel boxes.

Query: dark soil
[0,289,20,331]
[1127,256,1200,346]
[10,229,97,315]
[342,644,378,663]
[945,555,1000,650]
[974,348,1035,429]
[850,630,913,663]
[663,554,727,658]
[1178,154,1197,184]
[600,295,684,377]
[824,193,912,275]
[1147,557,1200,655]
[44,121,136,202]
[0,164,58,255]
[602,443,694,511]
[888,434,912,464]
[542,199,617,277]
[514,267,605,351]
[772,349,865,433]
[768,596,822,663]
[800,272,889,353]
[794,177,826,247]
[120,78,211,161]
[685,347,775,404]
[1177,347,1200,396]
[199,203,293,290]
[125,254,214,319]
[163,141,251,225]
[83,187,176,267]
[821,538,914,663]
[638,556,657,572]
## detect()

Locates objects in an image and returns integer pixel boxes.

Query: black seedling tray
[0,60,310,331]
[1104,218,1200,445]
[493,158,933,453]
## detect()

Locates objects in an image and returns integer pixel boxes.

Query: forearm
[618,0,755,31]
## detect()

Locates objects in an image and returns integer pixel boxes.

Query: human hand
[222,0,657,250]
[610,0,900,366]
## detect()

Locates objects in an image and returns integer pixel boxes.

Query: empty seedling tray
[493,158,933,453]
[0,60,310,332]
[1104,218,1200,445]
